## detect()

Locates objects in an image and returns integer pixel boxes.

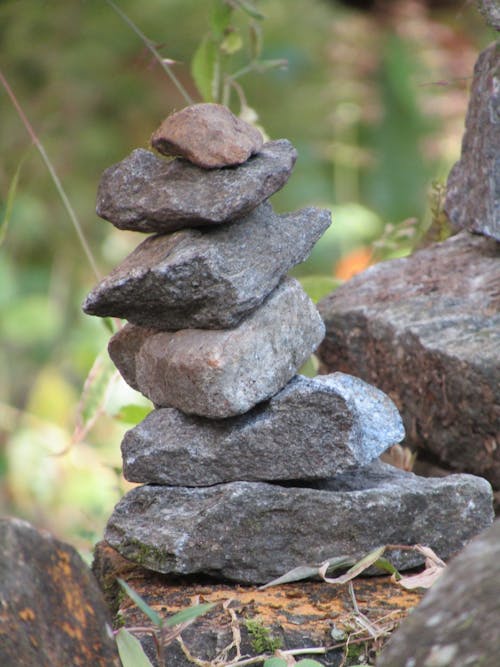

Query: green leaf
[117,579,163,628]
[254,58,287,73]
[248,21,263,60]
[72,351,116,444]
[220,30,243,55]
[232,0,265,20]
[319,546,386,584]
[210,0,233,38]
[374,557,400,577]
[263,658,287,667]
[191,35,218,102]
[259,557,353,590]
[299,355,318,378]
[0,157,24,247]
[299,275,341,304]
[296,660,325,667]
[165,602,216,627]
[114,403,153,424]
[115,628,154,667]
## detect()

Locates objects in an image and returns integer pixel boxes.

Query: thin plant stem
[105,0,194,105]
[0,68,101,281]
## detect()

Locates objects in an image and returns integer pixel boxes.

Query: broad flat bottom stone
[105,462,493,585]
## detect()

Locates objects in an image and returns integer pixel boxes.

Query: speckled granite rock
[477,1,500,30]
[104,461,494,584]
[150,103,263,168]
[83,203,331,330]
[445,42,500,240]
[96,140,296,233]
[121,372,405,485]
[108,277,325,418]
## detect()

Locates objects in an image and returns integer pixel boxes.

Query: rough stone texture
[83,203,331,330]
[93,540,425,667]
[108,277,325,418]
[104,461,493,584]
[150,103,263,168]
[121,372,404,485]
[445,42,500,240]
[378,518,500,667]
[317,232,500,488]
[96,140,296,233]
[0,517,119,667]
[477,1,500,30]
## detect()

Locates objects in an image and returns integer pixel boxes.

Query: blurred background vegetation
[0,0,494,560]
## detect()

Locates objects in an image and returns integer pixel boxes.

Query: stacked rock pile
[84,104,493,585]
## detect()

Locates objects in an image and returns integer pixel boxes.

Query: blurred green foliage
[0,0,491,555]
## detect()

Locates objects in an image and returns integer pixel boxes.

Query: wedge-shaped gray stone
[378,518,500,667]
[108,277,325,418]
[318,232,500,488]
[83,203,331,330]
[96,140,297,233]
[445,43,500,240]
[122,373,405,485]
[105,461,493,584]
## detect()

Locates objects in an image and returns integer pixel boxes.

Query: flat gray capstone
[96,140,297,233]
[378,518,500,667]
[317,232,500,488]
[122,372,405,485]
[150,103,264,168]
[445,42,500,240]
[83,203,331,330]
[104,460,494,584]
[108,277,325,418]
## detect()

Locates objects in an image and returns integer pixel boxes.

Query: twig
[0,68,101,281]
[105,0,194,105]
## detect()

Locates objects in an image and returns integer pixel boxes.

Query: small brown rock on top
[151,103,264,168]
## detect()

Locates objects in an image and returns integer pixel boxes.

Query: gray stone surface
[445,42,500,240]
[104,461,494,584]
[150,103,263,168]
[378,518,500,667]
[317,232,500,488]
[121,372,405,485]
[83,203,331,330]
[477,1,500,30]
[96,140,296,233]
[108,277,325,418]
[0,517,119,667]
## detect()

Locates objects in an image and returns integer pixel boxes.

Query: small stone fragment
[151,103,264,168]
[108,277,325,418]
[104,461,494,584]
[83,203,331,330]
[477,1,500,29]
[445,42,500,240]
[96,140,297,233]
[318,232,500,488]
[121,373,405,485]
[377,518,500,667]
[0,517,119,667]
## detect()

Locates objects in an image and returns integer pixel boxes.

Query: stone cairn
[84,103,493,586]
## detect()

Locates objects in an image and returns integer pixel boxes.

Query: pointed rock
[105,461,493,584]
[121,372,405,485]
[108,277,325,418]
[96,140,297,233]
[151,103,263,168]
[445,42,500,240]
[83,203,331,330]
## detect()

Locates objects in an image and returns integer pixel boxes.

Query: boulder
[150,103,263,168]
[105,461,493,584]
[83,203,331,330]
[317,232,500,487]
[108,277,325,418]
[377,519,500,667]
[96,140,296,233]
[121,372,405,485]
[445,42,500,240]
[0,517,119,667]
